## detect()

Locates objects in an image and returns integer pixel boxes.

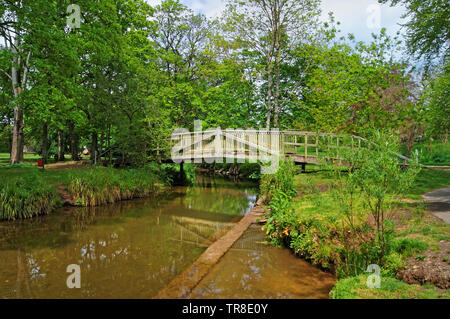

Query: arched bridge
[161,129,411,169]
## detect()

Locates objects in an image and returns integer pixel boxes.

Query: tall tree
[379,0,449,64]
[224,0,320,129]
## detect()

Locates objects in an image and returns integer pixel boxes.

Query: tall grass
[260,159,296,202]
[67,167,160,207]
[0,172,59,220]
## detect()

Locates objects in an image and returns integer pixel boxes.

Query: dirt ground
[396,187,450,290]
[397,241,450,289]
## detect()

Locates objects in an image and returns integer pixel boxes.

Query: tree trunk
[10,105,24,164]
[9,37,29,164]
[108,124,112,165]
[68,121,79,161]
[265,2,278,130]
[273,1,281,129]
[58,129,65,161]
[90,132,98,161]
[42,122,48,164]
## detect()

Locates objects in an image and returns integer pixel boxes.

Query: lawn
[0,153,78,166]
[282,165,450,298]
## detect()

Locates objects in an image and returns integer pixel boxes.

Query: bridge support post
[179,161,186,185]
[301,163,306,173]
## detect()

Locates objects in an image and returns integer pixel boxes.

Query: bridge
[162,129,410,171]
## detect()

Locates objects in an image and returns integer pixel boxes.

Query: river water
[0,175,335,299]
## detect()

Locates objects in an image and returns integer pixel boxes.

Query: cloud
[146,0,226,17]
[320,0,407,42]
[146,0,407,43]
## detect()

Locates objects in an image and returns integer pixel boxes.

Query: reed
[0,173,59,220]
[67,167,160,207]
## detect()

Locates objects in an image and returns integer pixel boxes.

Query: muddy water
[190,225,336,299]
[0,176,257,298]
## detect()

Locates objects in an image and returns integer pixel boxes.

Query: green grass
[0,153,87,166]
[67,166,161,206]
[0,152,41,165]
[406,141,450,166]
[405,168,450,199]
[0,164,167,220]
[0,171,59,220]
[330,274,450,299]
[262,163,450,298]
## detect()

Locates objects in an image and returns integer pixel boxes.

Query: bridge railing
[166,130,410,165]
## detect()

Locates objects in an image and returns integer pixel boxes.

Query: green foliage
[0,172,59,220]
[380,0,449,62]
[263,191,298,246]
[327,131,421,264]
[331,274,450,299]
[422,63,450,143]
[160,163,195,186]
[67,167,159,207]
[260,159,296,202]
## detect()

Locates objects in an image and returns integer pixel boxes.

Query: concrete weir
[154,197,266,299]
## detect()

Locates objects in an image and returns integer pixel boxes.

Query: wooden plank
[305,135,308,158]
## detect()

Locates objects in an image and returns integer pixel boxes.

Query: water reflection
[190,225,336,299]
[0,177,258,299]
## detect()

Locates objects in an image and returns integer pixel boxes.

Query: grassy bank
[0,163,183,220]
[66,167,163,206]
[0,171,59,220]
[330,274,450,299]
[261,158,450,299]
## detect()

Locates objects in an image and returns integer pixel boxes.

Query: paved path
[423,187,450,224]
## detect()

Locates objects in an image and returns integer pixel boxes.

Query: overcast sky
[146,0,408,43]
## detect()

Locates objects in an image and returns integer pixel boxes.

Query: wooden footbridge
[162,129,411,170]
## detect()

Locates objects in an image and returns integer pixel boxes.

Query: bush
[0,172,59,220]
[263,191,299,246]
[260,159,296,202]
[159,163,195,186]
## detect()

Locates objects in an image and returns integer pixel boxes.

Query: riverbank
[0,176,259,298]
[0,164,171,221]
[260,162,450,299]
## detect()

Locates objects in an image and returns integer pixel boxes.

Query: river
[0,175,335,299]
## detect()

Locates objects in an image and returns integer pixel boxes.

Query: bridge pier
[179,161,186,184]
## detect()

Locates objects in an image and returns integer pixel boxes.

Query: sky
[146,0,408,44]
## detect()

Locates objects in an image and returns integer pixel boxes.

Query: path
[423,187,450,224]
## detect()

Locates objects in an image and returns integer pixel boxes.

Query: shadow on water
[0,176,258,298]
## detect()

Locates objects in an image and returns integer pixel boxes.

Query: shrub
[260,159,296,202]
[159,163,195,186]
[263,191,299,246]
[325,131,421,265]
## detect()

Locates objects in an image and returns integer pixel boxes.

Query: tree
[423,62,450,144]
[379,0,449,64]
[224,0,320,129]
